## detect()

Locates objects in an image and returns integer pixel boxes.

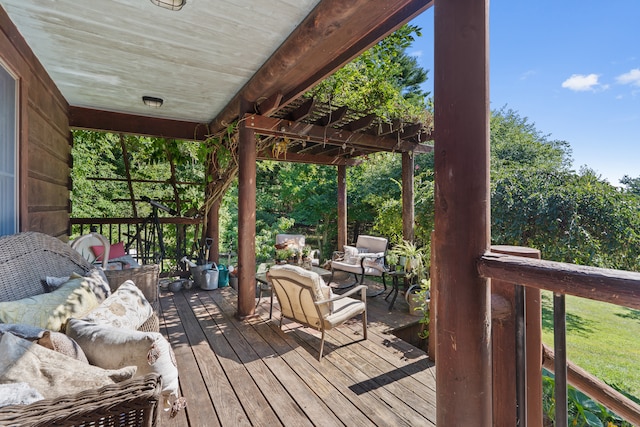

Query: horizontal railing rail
[479,252,640,426]
[478,252,640,310]
[70,217,205,272]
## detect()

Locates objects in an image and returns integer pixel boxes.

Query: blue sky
[409,1,639,185]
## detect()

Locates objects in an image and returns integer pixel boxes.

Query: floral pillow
[82,280,153,330]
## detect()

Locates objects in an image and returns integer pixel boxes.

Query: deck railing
[70,217,204,272]
[477,250,640,426]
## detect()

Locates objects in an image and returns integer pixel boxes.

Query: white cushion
[0,332,136,400]
[66,319,179,405]
[356,235,388,253]
[82,280,153,330]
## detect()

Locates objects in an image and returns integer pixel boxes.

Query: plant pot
[406,284,430,317]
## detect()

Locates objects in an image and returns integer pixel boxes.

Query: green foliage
[490,108,640,271]
[542,369,633,427]
[620,175,640,196]
[387,240,430,282]
[308,24,429,123]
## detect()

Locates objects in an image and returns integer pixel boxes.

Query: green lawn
[541,291,640,399]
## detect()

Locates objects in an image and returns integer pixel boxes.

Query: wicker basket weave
[0,373,162,427]
[104,264,159,304]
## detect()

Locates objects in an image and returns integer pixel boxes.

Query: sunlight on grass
[541,291,640,399]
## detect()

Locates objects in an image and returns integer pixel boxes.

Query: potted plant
[387,240,430,284]
[275,248,294,264]
[388,240,431,318]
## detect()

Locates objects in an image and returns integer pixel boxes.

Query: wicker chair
[0,373,162,427]
[0,232,163,426]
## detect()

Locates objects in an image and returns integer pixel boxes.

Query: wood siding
[0,7,70,239]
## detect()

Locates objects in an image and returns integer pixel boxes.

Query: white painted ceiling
[1,0,321,122]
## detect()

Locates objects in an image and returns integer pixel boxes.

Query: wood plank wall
[0,7,71,239]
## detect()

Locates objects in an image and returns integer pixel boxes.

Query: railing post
[554,293,568,426]
[490,245,542,426]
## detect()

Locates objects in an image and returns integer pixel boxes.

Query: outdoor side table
[384,270,408,310]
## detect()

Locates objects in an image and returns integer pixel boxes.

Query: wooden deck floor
[155,276,436,426]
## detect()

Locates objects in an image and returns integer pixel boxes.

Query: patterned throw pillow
[66,319,179,408]
[0,279,100,332]
[82,280,153,330]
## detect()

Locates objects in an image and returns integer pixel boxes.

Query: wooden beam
[434,0,491,425]
[245,114,433,154]
[69,107,208,141]
[209,0,434,135]
[315,105,348,126]
[395,123,423,140]
[288,98,316,122]
[87,177,202,186]
[346,114,376,132]
[257,92,283,116]
[257,150,359,166]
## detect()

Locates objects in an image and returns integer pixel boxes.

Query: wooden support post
[429,229,437,360]
[207,198,220,263]
[337,164,347,250]
[237,100,257,319]
[434,0,491,424]
[490,246,540,425]
[402,152,415,243]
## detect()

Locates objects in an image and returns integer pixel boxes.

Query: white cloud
[616,68,640,86]
[561,74,601,91]
[410,49,423,58]
[520,70,536,80]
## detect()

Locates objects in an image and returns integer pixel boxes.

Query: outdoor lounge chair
[329,235,388,295]
[268,264,367,360]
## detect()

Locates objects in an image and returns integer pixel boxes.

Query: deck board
[156,281,436,427]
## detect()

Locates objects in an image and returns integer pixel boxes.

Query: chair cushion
[323,297,366,329]
[356,235,388,253]
[268,264,331,328]
[331,258,385,277]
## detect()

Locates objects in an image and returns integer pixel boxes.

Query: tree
[620,175,640,196]
[490,108,640,271]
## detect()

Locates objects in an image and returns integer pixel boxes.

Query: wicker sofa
[0,232,162,426]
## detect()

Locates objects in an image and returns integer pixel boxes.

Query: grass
[541,291,640,399]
